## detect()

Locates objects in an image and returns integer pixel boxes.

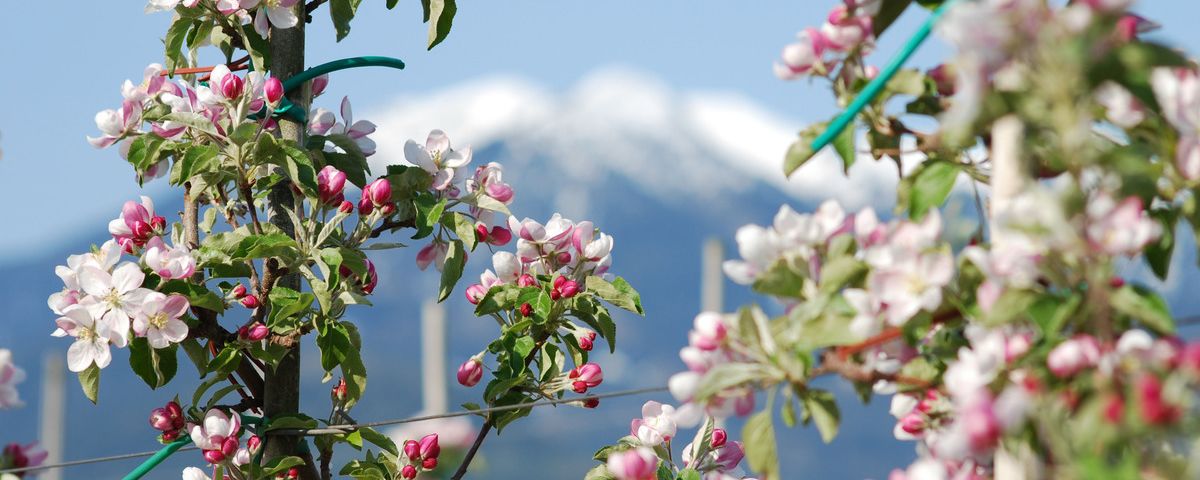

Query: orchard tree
[45,1,652,479]
[587,0,1200,479]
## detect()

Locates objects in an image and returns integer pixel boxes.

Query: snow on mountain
[366,67,899,214]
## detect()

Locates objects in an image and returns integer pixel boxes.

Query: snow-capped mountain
[0,68,976,479]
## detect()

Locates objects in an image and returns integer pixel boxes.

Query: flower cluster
[149,400,188,442]
[188,408,252,466]
[594,402,754,480]
[773,0,879,80]
[667,313,755,422]
[48,200,195,372]
[398,434,441,478]
[146,0,300,37]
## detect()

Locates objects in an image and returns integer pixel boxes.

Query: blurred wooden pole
[422,299,448,414]
[38,354,65,480]
[701,238,724,313]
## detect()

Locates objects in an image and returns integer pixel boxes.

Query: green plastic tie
[122,437,192,480]
[268,56,406,123]
[809,0,956,152]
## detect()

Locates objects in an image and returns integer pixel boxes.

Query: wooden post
[701,238,724,313]
[262,3,318,478]
[38,354,65,480]
[421,299,448,414]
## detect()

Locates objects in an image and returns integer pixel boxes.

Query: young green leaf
[438,239,466,302]
[742,410,779,480]
[423,0,457,50]
[78,364,101,404]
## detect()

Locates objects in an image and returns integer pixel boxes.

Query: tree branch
[450,419,493,480]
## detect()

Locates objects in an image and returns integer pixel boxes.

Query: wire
[0,385,668,475]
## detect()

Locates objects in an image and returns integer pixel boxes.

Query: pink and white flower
[1094,81,1145,128]
[1085,192,1160,256]
[1152,67,1200,179]
[774,28,829,80]
[606,447,659,480]
[88,99,142,148]
[404,130,472,191]
[630,401,677,446]
[55,306,118,372]
[310,97,377,156]
[241,0,300,37]
[0,349,26,409]
[870,250,954,327]
[78,262,152,347]
[1047,335,1103,378]
[142,237,197,280]
[109,196,164,251]
[189,408,242,461]
[132,292,190,349]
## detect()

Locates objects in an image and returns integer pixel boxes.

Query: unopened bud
[559,280,580,298]
[338,200,354,214]
[582,398,599,408]
[487,226,512,246]
[203,449,225,464]
[457,358,484,387]
[287,467,300,479]
[403,440,420,461]
[231,284,247,299]
[149,408,174,431]
[332,377,347,402]
[475,224,489,242]
[517,274,537,287]
[519,303,533,317]
[400,465,417,479]
[422,457,438,470]
[711,428,728,448]
[240,294,260,309]
[264,77,284,104]
[247,435,262,454]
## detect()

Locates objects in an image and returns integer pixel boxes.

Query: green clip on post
[271,56,407,123]
[809,0,956,153]
[122,437,192,480]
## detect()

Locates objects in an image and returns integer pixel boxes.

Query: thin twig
[450,419,492,480]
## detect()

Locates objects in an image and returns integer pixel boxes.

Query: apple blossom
[88,99,143,149]
[264,77,284,105]
[688,312,727,351]
[310,97,377,156]
[774,28,829,80]
[1152,67,1200,179]
[870,250,953,327]
[144,0,201,13]
[55,306,117,372]
[630,401,677,446]
[418,433,440,460]
[109,196,163,251]
[821,3,874,52]
[0,349,25,409]
[416,241,449,271]
[1,442,47,474]
[241,0,300,37]
[142,237,197,280]
[190,408,241,461]
[606,447,659,480]
[1094,81,1145,128]
[466,162,515,205]
[78,262,153,347]
[405,129,472,191]
[1085,193,1160,256]
[1047,335,1103,378]
[132,292,190,349]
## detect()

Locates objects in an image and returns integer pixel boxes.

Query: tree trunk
[262,4,320,479]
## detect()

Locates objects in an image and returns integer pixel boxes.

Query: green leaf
[78,364,100,404]
[179,338,210,374]
[818,256,866,294]
[676,469,701,480]
[695,363,768,401]
[175,144,220,184]
[1144,209,1176,281]
[904,160,959,220]
[831,125,856,174]
[783,122,827,177]
[265,414,319,432]
[885,68,928,97]
[268,287,315,331]
[873,0,914,37]
[743,410,779,480]
[585,276,644,315]
[164,17,192,70]
[584,464,617,480]
[207,346,242,378]
[358,427,399,457]
[262,457,307,476]
[1028,293,1080,338]
[423,0,457,50]
[442,211,478,251]
[129,338,178,389]
[803,389,841,443]
[232,233,299,262]
[319,151,369,188]
[474,284,519,316]
[1111,285,1175,335]
[752,260,806,299]
[127,134,168,174]
[438,239,466,302]
[162,112,221,137]
[330,0,362,41]
[460,191,511,215]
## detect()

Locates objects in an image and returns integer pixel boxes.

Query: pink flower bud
[317,166,347,205]
[247,435,262,454]
[422,457,438,470]
[899,412,925,435]
[264,77,284,104]
[338,200,354,214]
[221,437,239,457]
[240,294,260,309]
[331,377,347,402]
[583,398,600,408]
[570,363,603,389]
[287,467,300,479]
[487,226,512,246]
[403,440,420,461]
[457,358,483,387]
[311,74,329,98]
[381,203,396,215]
[606,447,659,480]
[231,284,247,299]
[1103,394,1124,424]
[474,224,489,243]
[962,396,1000,453]
[418,433,440,459]
[166,401,184,426]
[553,275,567,290]
[556,251,572,264]
[485,183,514,203]
[1047,335,1102,378]
[710,428,727,448]
[203,449,225,464]
[465,284,488,305]
[519,303,533,317]
[364,178,392,207]
[400,465,417,479]
[713,441,745,471]
[517,274,537,287]
[162,430,179,442]
[219,74,244,99]
[357,196,373,215]
[241,322,269,341]
[578,334,594,352]
[559,280,580,298]
[149,408,175,431]
[1137,374,1179,425]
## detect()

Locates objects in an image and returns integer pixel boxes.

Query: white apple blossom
[241,0,300,37]
[0,349,26,409]
[1095,81,1145,128]
[190,408,242,451]
[405,129,472,191]
[181,467,212,480]
[132,292,190,349]
[310,97,377,156]
[78,262,153,347]
[1152,67,1200,179]
[1085,192,1160,256]
[142,237,197,280]
[55,306,118,372]
[87,99,142,148]
[144,0,201,13]
[870,250,954,327]
[631,401,677,446]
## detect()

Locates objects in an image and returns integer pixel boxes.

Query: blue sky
[1,2,1196,262]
